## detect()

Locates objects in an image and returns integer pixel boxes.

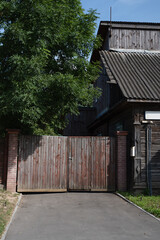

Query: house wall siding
[93,67,109,116]
[64,107,96,136]
[108,29,160,50]
[133,103,160,190]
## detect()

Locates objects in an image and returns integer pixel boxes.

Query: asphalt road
[4,193,160,240]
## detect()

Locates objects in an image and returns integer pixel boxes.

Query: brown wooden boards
[17,136,115,192]
[18,136,68,192]
[68,137,91,191]
[68,137,112,191]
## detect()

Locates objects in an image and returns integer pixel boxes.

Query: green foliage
[0,0,101,135]
[119,192,160,218]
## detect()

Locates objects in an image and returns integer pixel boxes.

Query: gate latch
[69,157,72,161]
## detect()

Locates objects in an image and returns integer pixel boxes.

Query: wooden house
[64,21,160,192]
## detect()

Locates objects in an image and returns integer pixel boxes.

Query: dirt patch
[0,190,19,238]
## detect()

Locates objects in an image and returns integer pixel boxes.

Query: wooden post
[116,131,128,191]
[6,129,20,192]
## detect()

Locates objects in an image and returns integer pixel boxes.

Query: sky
[81,0,160,31]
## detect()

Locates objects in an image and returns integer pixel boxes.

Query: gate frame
[67,136,111,192]
[5,130,128,192]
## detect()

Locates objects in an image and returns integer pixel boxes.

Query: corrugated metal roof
[100,50,160,101]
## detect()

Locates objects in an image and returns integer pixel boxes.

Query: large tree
[0,0,100,135]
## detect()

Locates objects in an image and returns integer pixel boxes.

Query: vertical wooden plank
[35,136,39,189]
[18,135,22,190]
[106,137,110,190]
[64,137,67,189]
[52,136,55,189]
[22,136,25,190]
[25,136,29,189]
[40,136,43,189]
[70,137,74,190]
[43,136,47,189]
[121,29,125,48]
[77,138,81,189]
[59,136,67,189]
[54,136,57,188]
[51,136,54,189]
[46,136,49,189]
[81,138,88,190]
[58,137,61,188]
[37,136,41,190]
[87,137,91,189]
[56,137,59,189]
[136,30,140,49]
[68,137,71,190]
[75,138,78,189]
[21,135,25,190]
[100,137,105,189]
[29,136,33,189]
[31,136,34,190]
[73,137,77,189]
[59,137,62,189]
[92,137,97,190]
[17,136,115,192]
[91,137,95,189]
[81,138,84,189]
[47,136,51,189]
[90,137,94,190]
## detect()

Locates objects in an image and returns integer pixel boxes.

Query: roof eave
[100,21,160,30]
[127,99,160,103]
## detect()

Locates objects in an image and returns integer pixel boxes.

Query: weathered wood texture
[18,136,68,192]
[139,125,160,187]
[68,137,114,191]
[109,29,160,50]
[18,136,115,192]
[0,138,5,185]
[133,104,160,189]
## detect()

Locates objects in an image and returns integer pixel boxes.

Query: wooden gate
[68,137,112,191]
[18,136,68,192]
[17,136,115,192]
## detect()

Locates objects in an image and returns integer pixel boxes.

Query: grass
[0,189,19,238]
[119,192,160,218]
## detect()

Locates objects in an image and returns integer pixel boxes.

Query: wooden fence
[1,130,128,193]
[17,136,115,192]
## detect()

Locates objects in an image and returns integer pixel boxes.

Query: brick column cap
[6,129,20,134]
[116,131,128,136]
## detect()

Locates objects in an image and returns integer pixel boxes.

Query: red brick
[116,131,128,191]
[6,130,20,192]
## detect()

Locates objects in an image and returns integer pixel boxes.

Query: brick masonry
[0,138,5,185]
[6,129,20,192]
[116,131,128,191]
[3,129,128,192]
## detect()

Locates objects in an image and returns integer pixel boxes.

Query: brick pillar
[0,138,5,186]
[6,129,20,192]
[116,131,128,191]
